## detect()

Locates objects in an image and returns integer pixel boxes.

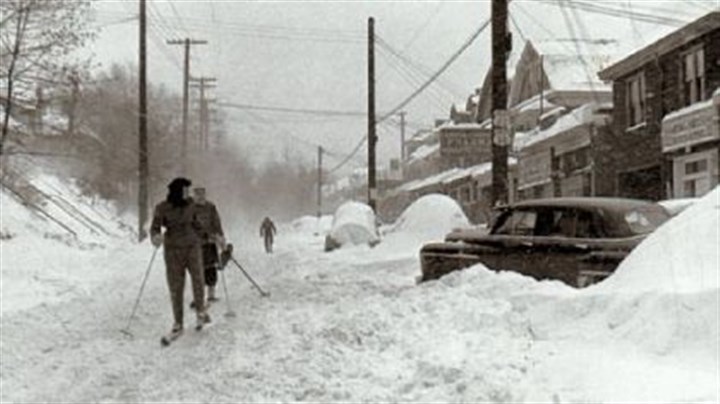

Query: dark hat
[168,177,192,190]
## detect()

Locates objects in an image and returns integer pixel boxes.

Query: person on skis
[259,216,277,253]
[191,186,225,305]
[150,177,211,339]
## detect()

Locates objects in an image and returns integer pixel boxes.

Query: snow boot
[195,311,211,331]
[161,323,183,346]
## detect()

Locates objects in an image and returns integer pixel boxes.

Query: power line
[236,108,364,165]
[328,16,492,174]
[378,17,491,122]
[168,1,191,37]
[375,46,452,114]
[376,36,467,100]
[218,101,366,117]
[536,0,688,26]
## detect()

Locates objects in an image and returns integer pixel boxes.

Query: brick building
[597,12,720,200]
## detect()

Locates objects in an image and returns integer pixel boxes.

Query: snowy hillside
[1,180,718,402]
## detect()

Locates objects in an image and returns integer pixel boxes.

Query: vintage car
[419,197,670,287]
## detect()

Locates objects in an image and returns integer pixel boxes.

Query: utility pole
[138,0,149,241]
[491,0,510,206]
[399,111,406,161]
[368,17,377,212]
[317,146,323,219]
[190,77,216,150]
[167,38,207,172]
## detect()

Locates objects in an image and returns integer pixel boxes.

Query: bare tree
[0,0,94,155]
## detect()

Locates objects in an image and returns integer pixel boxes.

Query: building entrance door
[672,148,719,198]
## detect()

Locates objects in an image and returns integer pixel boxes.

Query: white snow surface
[327,201,379,248]
[389,194,469,238]
[289,215,333,235]
[594,187,719,295]
[1,182,719,403]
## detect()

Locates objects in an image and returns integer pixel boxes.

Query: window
[681,47,706,107]
[674,150,718,198]
[685,159,708,175]
[626,73,646,127]
[493,210,537,236]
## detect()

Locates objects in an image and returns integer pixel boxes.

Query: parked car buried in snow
[419,197,670,287]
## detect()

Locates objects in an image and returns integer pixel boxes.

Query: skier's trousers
[201,242,220,287]
[164,245,205,325]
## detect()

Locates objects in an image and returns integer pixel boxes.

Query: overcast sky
[90,0,718,174]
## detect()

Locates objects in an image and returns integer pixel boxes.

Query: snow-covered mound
[390,194,470,238]
[325,201,379,251]
[596,186,718,294]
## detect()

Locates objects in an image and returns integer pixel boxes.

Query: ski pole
[121,246,159,336]
[230,256,270,297]
[220,269,236,317]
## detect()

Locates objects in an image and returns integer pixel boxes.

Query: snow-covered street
[2,188,718,403]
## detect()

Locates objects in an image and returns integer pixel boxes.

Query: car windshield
[623,205,670,235]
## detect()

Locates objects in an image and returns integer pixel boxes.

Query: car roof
[508,197,660,212]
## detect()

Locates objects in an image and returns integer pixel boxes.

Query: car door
[534,208,603,285]
[489,208,540,276]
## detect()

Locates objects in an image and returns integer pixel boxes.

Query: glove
[151,234,163,247]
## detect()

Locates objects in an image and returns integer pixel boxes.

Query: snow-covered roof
[406,129,436,143]
[513,92,561,114]
[662,97,715,123]
[441,162,493,185]
[407,143,439,163]
[399,168,463,192]
[438,122,487,131]
[599,12,720,81]
[532,39,618,92]
[515,102,611,151]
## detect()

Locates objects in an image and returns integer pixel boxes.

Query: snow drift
[389,194,470,239]
[325,201,379,251]
[597,187,718,294]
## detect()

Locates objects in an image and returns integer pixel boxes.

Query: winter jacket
[194,201,224,242]
[150,201,204,247]
[260,219,277,237]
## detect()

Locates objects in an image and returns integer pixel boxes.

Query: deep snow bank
[1,177,136,314]
[389,194,470,239]
[355,194,471,262]
[597,186,718,294]
[326,201,379,250]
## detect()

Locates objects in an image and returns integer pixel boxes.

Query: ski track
[1,233,539,403]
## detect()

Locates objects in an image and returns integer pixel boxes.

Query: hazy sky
[90,0,718,174]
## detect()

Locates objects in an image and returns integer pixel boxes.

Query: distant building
[598,12,720,200]
[503,39,617,200]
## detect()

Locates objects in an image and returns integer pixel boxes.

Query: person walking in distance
[192,187,225,305]
[260,216,277,253]
[151,177,211,339]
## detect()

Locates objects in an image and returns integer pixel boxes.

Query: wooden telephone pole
[317,146,323,219]
[368,17,377,212]
[167,38,207,172]
[138,0,148,241]
[491,0,510,206]
[190,77,216,150]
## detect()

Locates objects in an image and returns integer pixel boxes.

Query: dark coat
[194,201,224,242]
[150,201,203,247]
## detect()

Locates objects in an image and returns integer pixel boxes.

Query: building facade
[597,12,720,200]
